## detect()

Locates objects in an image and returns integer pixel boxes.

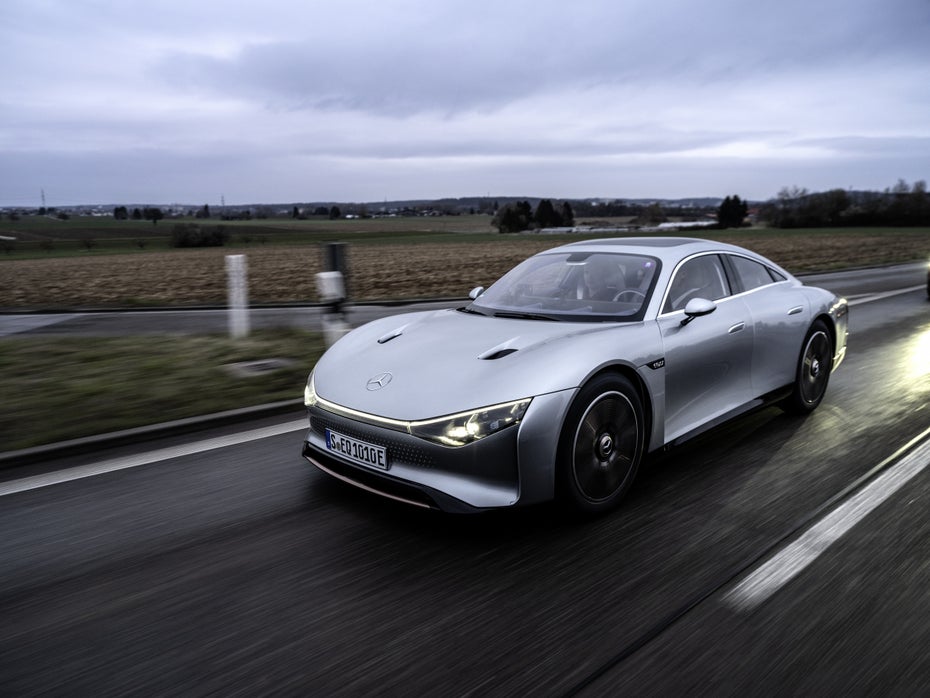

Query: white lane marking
[725,434,930,611]
[848,285,925,306]
[0,420,307,497]
[0,314,79,337]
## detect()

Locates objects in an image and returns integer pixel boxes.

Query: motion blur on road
[1,263,928,695]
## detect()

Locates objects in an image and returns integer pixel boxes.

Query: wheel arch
[812,312,838,365]
[581,363,655,453]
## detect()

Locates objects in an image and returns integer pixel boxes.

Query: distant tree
[531,199,575,229]
[492,201,533,233]
[911,180,930,224]
[809,189,849,226]
[292,206,300,218]
[170,224,230,248]
[313,206,330,216]
[632,203,667,225]
[759,186,808,228]
[114,206,129,220]
[195,204,211,219]
[534,199,559,228]
[717,195,748,228]
[143,207,164,225]
[760,186,857,228]
[132,208,142,220]
[329,205,341,219]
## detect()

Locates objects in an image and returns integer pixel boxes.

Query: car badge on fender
[366,372,393,391]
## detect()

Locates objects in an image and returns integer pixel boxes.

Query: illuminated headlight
[409,399,532,447]
[304,373,318,408]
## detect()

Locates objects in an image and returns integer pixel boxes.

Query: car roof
[551,236,758,262]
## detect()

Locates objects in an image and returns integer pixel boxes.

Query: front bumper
[303,404,522,512]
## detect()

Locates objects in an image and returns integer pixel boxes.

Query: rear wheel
[782,319,833,414]
[557,374,644,515]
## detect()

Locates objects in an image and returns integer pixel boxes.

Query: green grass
[0,329,326,451]
[0,214,499,259]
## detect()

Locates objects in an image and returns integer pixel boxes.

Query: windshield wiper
[457,306,488,316]
[492,311,559,322]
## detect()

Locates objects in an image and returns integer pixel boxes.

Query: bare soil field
[1,230,927,308]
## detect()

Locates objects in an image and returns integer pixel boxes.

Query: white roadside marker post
[225,254,250,339]
[316,270,350,346]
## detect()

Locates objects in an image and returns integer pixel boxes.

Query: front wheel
[557,374,644,515]
[782,319,833,414]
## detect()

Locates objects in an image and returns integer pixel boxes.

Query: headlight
[409,399,532,447]
[304,373,318,408]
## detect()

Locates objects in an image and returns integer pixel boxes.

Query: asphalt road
[0,267,928,695]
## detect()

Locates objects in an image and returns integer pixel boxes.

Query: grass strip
[0,329,325,451]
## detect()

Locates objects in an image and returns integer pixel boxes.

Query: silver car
[302,237,848,514]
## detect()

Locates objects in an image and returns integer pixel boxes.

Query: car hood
[312,308,658,421]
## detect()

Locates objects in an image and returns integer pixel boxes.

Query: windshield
[467,251,660,322]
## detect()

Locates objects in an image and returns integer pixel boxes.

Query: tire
[557,374,644,515]
[782,319,833,414]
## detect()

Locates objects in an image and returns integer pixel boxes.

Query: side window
[663,255,729,313]
[730,255,776,292]
[768,268,787,282]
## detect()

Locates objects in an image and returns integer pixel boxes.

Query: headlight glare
[410,399,532,447]
[304,374,318,407]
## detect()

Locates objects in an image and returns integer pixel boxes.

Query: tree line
[759,180,930,228]
[101,177,928,232]
[492,199,575,233]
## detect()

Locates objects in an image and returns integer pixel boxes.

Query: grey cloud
[792,136,930,158]
[2,0,929,205]
[152,0,930,117]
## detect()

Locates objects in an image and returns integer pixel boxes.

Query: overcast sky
[2,0,929,206]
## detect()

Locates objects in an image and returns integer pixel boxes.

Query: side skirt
[664,385,793,450]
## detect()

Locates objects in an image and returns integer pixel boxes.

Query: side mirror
[681,297,716,326]
[469,286,485,300]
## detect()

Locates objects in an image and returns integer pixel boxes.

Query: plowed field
[1,231,927,308]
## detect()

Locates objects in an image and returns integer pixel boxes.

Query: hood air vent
[479,348,518,360]
[377,324,409,344]
[477,339,521,360]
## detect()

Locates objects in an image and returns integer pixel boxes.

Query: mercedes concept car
[302,237,848,514]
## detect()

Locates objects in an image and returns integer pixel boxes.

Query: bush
[170,224,230,248]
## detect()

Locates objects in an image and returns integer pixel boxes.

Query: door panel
[742,285,810,395]
[659,296,754,443]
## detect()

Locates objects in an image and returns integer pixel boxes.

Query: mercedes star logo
[366,372,393,391]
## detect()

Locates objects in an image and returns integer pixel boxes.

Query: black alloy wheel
[558,374,644,514]
[783,319,833,414]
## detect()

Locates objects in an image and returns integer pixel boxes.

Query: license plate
[325,429,389,470]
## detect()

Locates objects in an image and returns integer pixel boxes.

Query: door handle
[787,306,803,315]
[728,322,745,334]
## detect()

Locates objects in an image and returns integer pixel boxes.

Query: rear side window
[729,255,778,292]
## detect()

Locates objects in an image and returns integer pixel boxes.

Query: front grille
[309,409,437,469]
[306,446,439,509]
